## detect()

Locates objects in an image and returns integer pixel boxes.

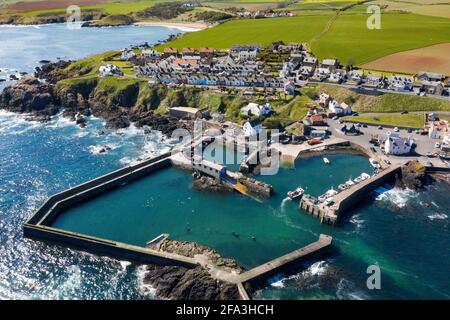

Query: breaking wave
[375,187,416,208]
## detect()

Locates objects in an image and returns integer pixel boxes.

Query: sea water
[1,25,449,300]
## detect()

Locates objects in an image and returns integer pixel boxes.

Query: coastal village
[1,0,450,304]
[97,41,450,163]
[95,41,450,226]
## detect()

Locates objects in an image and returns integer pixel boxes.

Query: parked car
[435,142,441,148]
[383,159,391,165]
[370,146,376,152]
[401,111,408,114]
[332,116,339,120]
[378,126,383,130]
[362,124,368,128]
[426,152,434,157]
[407,128,412,133]
[394,127,399,132]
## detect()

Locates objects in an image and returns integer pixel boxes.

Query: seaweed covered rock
[395,160,428,190]
[141,239,250,300]
[192,175,233,193]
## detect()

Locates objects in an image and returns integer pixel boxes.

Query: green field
[158,14,331,49]
[342,113,426,128]
[161,11,450,65]
[311,12,450,65]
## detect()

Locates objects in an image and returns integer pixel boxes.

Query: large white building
[243,119,262,137]
[99,64,123,77]
[384,134,414,155]
[240,102,272,117]
[328,100,343,115]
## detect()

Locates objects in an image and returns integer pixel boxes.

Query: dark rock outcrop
[143,265,240,300]
[395,160,429,190]
[142,239,250,300]
[0,76,58,118]
[1,67,185,134]
[35,60,72,84]
[192,175,233,193]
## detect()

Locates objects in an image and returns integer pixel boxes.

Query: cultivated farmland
[361,43,450,76]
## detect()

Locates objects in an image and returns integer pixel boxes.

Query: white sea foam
[336,278,367,300]
[428,213,448,221]
[135,265,157,298]
[88,144,118,155]
[269,261,328,289]
[349,214,365,230]
[376,187,415,208]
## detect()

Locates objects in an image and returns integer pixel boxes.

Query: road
[308,80,450,102]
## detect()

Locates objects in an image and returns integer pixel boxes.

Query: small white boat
[369,158,381,169]
[338,183,348,191]
[346,178,355,186]
[360,173,371,181]
[323,157,330,164]
[287,187,304,200]
[326,188,338,197]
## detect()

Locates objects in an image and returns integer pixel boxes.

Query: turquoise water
[1,24,449,300]
[51,153,373,268]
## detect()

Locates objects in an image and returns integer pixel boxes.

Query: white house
[243,119,262,137]
[99,64,123,77]
[121,50,136,61]
[319,93,330,106]
[240,102,272,117]
[328,100,343,115]
[384,135,413,155]
[142,49,161,58]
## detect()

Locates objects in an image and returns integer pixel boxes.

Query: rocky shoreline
[0,61,186,134]
[142,239,251,300]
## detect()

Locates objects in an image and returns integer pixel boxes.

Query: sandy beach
[134,21,209,31]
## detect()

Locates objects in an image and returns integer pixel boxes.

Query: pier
[272,137,349,166]
[237,234,332,285]
[300,164,403,224]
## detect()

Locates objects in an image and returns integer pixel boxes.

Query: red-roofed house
[162,47,178,58]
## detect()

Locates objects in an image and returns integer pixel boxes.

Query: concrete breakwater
[300,165,402,225]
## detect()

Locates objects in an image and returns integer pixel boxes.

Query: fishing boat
[369,158,381,169]
[360,173,371,181]
[345,178,355,186]
[287,187,304,200]
[323,157,330,164]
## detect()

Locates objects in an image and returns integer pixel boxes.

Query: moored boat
[369,158,381,169]
[323,157,330,164]
[287,187,304,200]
